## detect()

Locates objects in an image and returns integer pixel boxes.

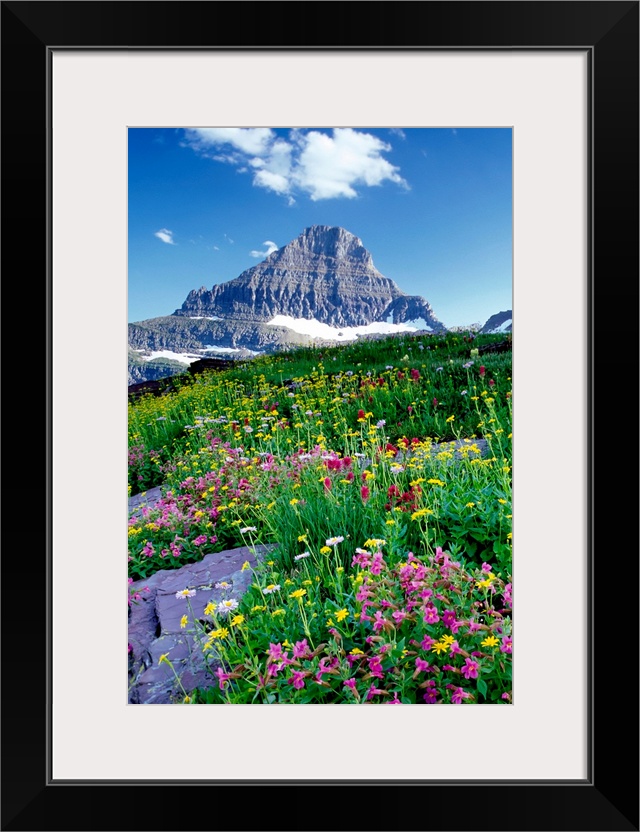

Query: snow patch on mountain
[266,315,429,341]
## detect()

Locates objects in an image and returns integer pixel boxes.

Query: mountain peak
[174,226,445,331]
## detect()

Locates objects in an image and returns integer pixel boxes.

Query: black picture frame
[2,2,638,830]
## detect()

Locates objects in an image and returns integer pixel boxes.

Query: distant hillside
[480,310,512,334]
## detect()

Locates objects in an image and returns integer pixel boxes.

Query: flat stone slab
[128,544,272,704]
[128,485,164,519]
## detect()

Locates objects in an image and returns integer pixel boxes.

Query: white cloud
[184,128,275,156]
[389,128,406,139]
[250,240,278,258]
[292,128,408,201]
[182,127,407,202]
[154,228,175,245]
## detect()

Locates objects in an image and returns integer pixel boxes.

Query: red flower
[357,409,365,419]
[489,379,495,387]
[433,397,438,407]
[479,366,486,377]
[361,486,370,502]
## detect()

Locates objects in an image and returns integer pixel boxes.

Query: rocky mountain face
[128,316,314,353]
[175,226,445,330]
[129,226,447,384]
[480,310,512,334]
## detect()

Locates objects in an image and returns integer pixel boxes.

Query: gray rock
[128,544,273,704]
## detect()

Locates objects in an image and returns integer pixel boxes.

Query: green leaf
[477,678,488,698]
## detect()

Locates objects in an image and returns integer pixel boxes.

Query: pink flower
[479,365,486,377]
[481,562,493,573]
[343,678,357,691]
[323,477,332,492]
[216,667,232,690]
[462,658,480,679]
[500,636,513,654]
[415,657,430,673]
[289,670,306,690]
[267,642,283,662]
[367,656,384,679]
[423,604,440,624]
[366,684,385,700]
[360,485,370,502]
[451,686,472,704]
[392,610,407,626]
[373,611,386,632]
[293,639,310,659]
[423,680,438,703]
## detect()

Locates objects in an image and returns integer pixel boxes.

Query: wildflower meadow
[128,331,512,704]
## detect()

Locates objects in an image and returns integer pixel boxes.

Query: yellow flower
[385,519,395,526]
[446,415,455,423]
[290,498,300,506]
[230,614,245,626]
[475,578,493,589]
[289,589,307,599]
[183,695,191,703]
[441,634,455,645]
[465,502,475,508]
[302,579,313,586]
[320,546,331,555]
[180,614,188,629]
[481,635,500,648]
[251,604,267,613]
[203,602,216,616]
[158,652,170,665]
[241,560,251,571]
[506,532,513,540]
[427,478,445,487]
[335,608,349,622]
[411,508,433,521]
[271,608,286,617]
[431,642,448,655]
[297,534,308,542]
[350,648,364,655]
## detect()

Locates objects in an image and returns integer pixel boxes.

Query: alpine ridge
[175,226,445,331]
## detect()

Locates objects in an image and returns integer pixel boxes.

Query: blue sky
[128,127,512,329]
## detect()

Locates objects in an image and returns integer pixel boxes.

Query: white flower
[436,366,444,372]
[326,536,345,547]
[294,551,311,561]
[215,581,231,589]
[175,589,196,600]
[386,365,394,370]
[244,426,253,433]
[376,420,386,428]
[262,584,281,594]
[217,598,239,615]
[240,526,257,534]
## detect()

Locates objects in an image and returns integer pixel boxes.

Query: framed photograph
[2,2,637,830]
